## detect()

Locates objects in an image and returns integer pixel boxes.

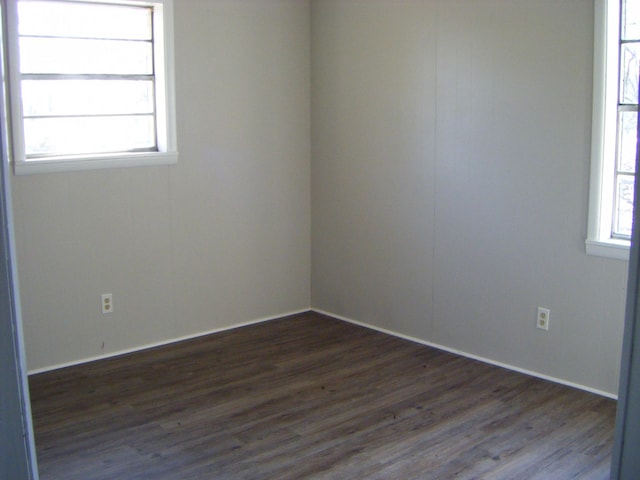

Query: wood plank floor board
[29,312,616,479]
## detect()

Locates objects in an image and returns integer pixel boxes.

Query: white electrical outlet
[536,307,550,331]
[101,293,113,314]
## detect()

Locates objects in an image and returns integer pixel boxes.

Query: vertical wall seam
[429,0,439,340]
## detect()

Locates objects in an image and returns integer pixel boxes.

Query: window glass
[19,38,153,75]
[13,0,167,162]
[18,1,152,40]
[617,111,638,173]
[614,175,635,238]
[613,0,640,238]
[622,0,640,40]
[619,43,640,104]
[24,116,156,157]
[21,80,155,117]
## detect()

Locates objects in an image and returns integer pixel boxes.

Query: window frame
[587,0,633,260]
[6,0,178,175]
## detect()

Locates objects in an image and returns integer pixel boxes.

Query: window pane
[18,1,151,40]
[22,80,154,117]
[622,0,640,41]
[24,116,156,157]
[618,111,638,173]
[19,38,152,75]
[614,175,635,238]
[620,42,640,104]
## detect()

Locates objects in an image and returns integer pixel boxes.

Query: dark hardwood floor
[29,312,616,479]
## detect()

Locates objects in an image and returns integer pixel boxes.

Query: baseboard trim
[312,308,618,400]
[29,307,619,400]
[28,308,311,375]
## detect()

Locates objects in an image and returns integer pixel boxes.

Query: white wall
[311,0,627,396]
[12,0,311,371]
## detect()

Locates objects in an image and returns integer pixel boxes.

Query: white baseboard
[30,307,619,400]
[312,308,618,400]
[28,308,310,375]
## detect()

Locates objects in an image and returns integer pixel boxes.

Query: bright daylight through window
[587,0,640,259]
[7,0,177,174]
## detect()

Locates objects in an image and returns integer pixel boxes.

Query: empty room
[2,0,638,478]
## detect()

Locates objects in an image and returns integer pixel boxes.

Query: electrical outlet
[536,307,550,331]
[101,293,113,314]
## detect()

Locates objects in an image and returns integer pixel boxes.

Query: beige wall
[12,0,311,371]
[13,0,629,396]
[311,0,627,396]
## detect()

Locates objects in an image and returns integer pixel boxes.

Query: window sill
[586,238,630,261]
[13,151,178,175]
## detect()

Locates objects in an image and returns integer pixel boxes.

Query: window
[587,0,639,260]
[6,0,177,174]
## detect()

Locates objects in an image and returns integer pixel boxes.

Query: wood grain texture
[29,312,616,479]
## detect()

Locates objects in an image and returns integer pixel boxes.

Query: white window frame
[587,0,633,261]
[6,0,178,175]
